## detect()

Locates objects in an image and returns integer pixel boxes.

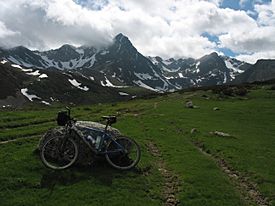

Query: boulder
[185,100,194,108]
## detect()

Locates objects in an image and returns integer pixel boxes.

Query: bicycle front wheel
[105,136,141,170]
[40,136,78,170]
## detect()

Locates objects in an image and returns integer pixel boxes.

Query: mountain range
[1,33,275,107]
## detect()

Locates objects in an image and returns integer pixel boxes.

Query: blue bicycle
[40,108,141,170]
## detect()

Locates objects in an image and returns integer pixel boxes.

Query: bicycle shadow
[39,159,146,197]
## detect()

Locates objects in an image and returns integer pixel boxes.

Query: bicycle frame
[65,121,125,156]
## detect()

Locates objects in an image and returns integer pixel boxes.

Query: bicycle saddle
[102,116,117,124]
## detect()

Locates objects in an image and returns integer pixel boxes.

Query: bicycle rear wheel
[40,136,78,170]
[105,136,141,170]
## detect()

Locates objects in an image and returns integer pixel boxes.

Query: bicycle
[40,107,141,170]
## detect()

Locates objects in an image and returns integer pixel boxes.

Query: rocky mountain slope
[0,33,255,93]
[1,33,274,107]
[0,60,131,107]
[234,59,275,83]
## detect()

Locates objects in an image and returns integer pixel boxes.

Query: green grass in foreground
[0,87,274,206]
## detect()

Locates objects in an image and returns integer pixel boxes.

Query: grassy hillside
[0,85,274,206]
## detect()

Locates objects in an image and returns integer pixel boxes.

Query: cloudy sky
[0,0,274,63]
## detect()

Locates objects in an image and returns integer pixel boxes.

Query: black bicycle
[40,108,141,170]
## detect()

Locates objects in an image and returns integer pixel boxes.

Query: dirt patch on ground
[193,140,271,206]
[147,141,181,206]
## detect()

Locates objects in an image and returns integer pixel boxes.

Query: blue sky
[0,0,275,63]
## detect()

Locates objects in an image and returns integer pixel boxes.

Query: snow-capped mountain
[149,52,251,89]
[0,33,255,94]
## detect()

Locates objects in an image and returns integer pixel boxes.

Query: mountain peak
[58,44,76,51]
[112,33,136,54]
[114,33,132,46]
[114,33,127,40]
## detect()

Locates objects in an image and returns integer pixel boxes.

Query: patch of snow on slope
[163,75,175,80]
[223,72,227,84]
[119,92,129,96]
[133,80,159,92]
[11,64,33,72]
[163,59,172,65]
[89,76,94,81]
[161,64,173,72]
[89,54,96,67]
[21,88,41,101]
[149,57,158,65]
[76,49,84,55]
[41,101,50,105]
[195,61,200,73]
[225,60,243,73]
[1,60,7,64]
[11,64,22,69]
[39,74,48,78]
[101,76,128,88]
[134,72,153,80]
[179,73,184,78]
[68,79,89,91]
[27,70,40,76]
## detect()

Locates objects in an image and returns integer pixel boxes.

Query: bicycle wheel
[105,136,141,170]
[40,135,78,170]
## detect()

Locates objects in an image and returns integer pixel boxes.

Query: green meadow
[0,85,274,206]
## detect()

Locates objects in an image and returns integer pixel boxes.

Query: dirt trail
[193,141,271,206]
[147,141,181,206]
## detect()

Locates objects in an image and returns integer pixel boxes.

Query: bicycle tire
[105,136,141,170]
[40,135,78,170]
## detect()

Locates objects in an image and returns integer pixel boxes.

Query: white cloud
[236,50,275,63]
[0,21,18,38]
[0,0,274,62]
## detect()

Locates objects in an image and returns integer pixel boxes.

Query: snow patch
[149,57,159,65]
[134,72,153,80]
[76,48,84,55]
[68,79,89,91]
[1,60,7,64]
[223,72,227,84]
[39,74,48,78]
[195,61,200,73]
[27,70,40,76]
[21,88,41,101]
[41,101,50,105]
[11,64,22,69]
[101,76,128,88]
[89,76,95,81]
[133,80,159,92]
[178,73,184,78]
[119,92,129,96]
[11,64,33,72]
[163,59,172,65]
[225,60,244,74]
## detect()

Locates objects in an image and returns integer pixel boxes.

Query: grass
[0,86,274,205]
